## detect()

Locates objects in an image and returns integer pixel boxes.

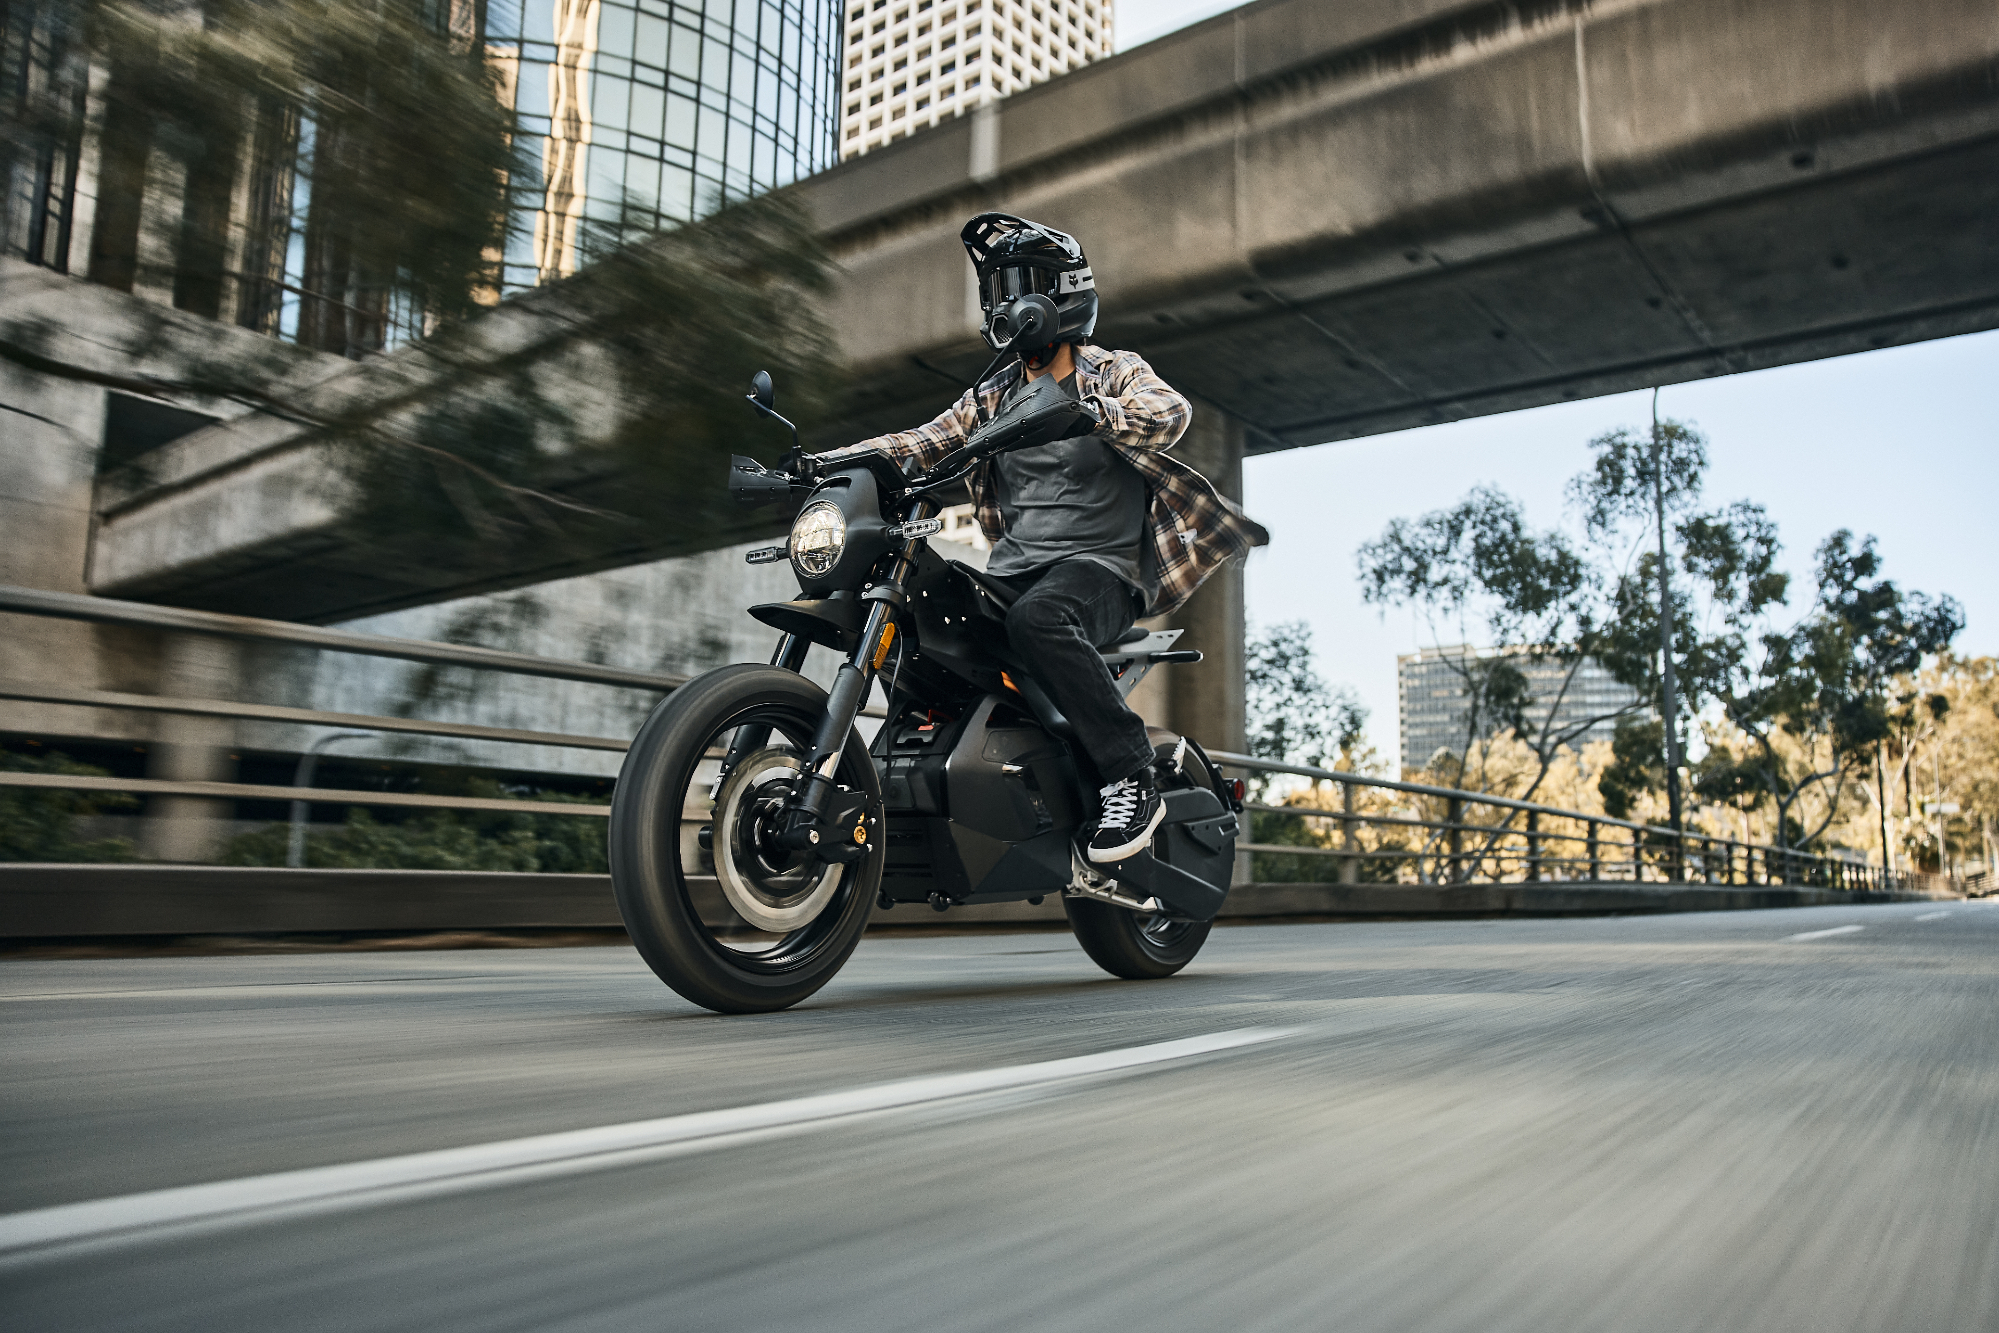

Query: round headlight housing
[789,500,847,579]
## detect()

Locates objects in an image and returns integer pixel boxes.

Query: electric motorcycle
[607,354,1243,1014]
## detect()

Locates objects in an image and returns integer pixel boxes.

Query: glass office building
[488,0,844,292]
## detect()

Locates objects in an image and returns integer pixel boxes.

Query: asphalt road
[3,900,1996,1332]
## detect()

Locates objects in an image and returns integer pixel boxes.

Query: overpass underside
[70,0,1999,620]
[820,0,1999,454]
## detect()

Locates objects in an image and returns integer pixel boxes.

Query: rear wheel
[609,664,881,1013]
[1065,730,1221,980]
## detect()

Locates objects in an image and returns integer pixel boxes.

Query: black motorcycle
[608,362,1243,1014]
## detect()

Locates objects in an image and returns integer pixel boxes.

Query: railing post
[1448,797,1465,885]
[1339,779,1359,886]
[1525,809,1541,882]
[1587,820,1601,882]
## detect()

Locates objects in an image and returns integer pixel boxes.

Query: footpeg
[1067,850,1162,914]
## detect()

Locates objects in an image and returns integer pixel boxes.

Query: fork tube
[788,500,933,822]
[769,632,806,670]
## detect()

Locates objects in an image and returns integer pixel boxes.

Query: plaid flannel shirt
[814,344,1267,617]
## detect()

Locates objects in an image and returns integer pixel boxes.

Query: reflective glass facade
[488,0,843,292]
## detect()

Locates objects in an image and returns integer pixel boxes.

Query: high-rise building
[0,0,844,342]
[1397,645,1645,773]
[487,0,846,292]
[837,0,1112,159]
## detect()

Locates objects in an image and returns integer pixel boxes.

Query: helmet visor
[985,264,1062,308]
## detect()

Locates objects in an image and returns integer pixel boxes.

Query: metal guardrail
[0,584,890,824]
[0,771,608,817]
[0,585,1966,891]
[1208,751,1959,895]
[0,585,691,692]
[0,583,653,820]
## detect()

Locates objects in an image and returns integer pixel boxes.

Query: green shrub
[222,790,608,873]
[0,750,141,862]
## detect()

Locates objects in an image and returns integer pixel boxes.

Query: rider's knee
[1005,594,1074,645]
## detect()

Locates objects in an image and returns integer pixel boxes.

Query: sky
[1111,1,1996,755]
[1241,331,1998,756]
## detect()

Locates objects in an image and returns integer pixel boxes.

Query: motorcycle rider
[813,213,1266,863]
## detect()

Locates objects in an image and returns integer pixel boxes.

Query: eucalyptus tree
[1356,484,1623,802]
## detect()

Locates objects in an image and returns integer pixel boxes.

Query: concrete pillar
[1146,394,1247,757]
[142,631,239,862]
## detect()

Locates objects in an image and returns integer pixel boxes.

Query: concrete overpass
[78,0,1999,631]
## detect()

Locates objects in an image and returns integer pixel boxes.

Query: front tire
[609,664,881,1013]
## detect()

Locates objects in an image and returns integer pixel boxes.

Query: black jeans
[986,560,1155,787]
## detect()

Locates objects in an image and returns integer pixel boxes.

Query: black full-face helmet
[961,212,1098,355]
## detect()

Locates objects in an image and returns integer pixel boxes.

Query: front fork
[770,499,932,853]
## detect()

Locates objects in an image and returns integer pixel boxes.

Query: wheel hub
[710,748,841,932]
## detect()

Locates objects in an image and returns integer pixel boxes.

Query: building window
[916,95,929,108]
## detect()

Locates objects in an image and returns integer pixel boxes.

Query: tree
[3,0,842,586]
[8,0,517,349]
[1691,532,1962,855]
[1359,410,1962,873]
[1356,485,1630,804]
[1245,621,1367,776]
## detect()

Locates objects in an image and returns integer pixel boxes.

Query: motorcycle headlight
[789,500,847,578]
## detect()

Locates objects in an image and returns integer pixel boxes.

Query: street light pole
[287,732,371,868]
[1650,390,1686,869]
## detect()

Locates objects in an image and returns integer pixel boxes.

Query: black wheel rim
[665,701,864,975]
[1136,911,1198,951]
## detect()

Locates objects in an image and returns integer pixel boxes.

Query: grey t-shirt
[984,371,1153,603]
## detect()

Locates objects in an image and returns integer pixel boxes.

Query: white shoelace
[1099,778,1142,827]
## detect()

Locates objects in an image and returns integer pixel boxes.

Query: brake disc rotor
[710,747,842,933]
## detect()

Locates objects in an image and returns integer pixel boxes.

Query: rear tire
[1065,729,1221,980]
[609,664,881,1014]
[1064,896,1213,979]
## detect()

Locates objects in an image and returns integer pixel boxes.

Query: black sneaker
[1087,769,1164,863]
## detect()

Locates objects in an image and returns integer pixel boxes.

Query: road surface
[3,901,1995,1331]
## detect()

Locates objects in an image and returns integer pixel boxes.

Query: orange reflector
[1000,671,1021,694]
[872,621,897,669]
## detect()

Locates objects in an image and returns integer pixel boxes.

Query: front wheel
[609,664,881,1013]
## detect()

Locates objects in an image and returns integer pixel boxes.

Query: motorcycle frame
[737,460,1235,919]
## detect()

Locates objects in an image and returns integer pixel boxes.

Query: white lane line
[0,1027,1291,1258]
[1784,924,1866,942]
[1914,911,1952,922]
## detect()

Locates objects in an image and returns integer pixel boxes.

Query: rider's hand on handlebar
[1060,398,1105,440]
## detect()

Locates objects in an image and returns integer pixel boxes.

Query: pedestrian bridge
[82,0,1999,623]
